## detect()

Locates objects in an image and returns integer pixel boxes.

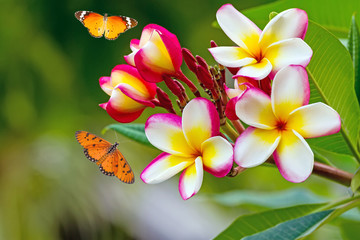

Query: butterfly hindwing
[75,11,137,40]
[114,150,135,184]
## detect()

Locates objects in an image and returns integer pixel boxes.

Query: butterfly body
[75,131,135,183]
[75,11,138,40]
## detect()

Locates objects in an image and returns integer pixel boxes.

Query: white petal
[179,157,204,200]
[235,58,272,80]
[260,8,308,48]
[234,127,281,167]
[141,153,194,184]
[201,136,233,177]
[265,38,312,75]
[216,4,261,52]
[287,102,341,138]
[209,46,256,68]
[274,130,314,183]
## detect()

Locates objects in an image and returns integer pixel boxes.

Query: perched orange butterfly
[75,131,134,184]
[75,11,138,40]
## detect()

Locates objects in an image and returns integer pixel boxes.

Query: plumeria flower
[99,65,157,123]
[209,4,312,80]
[124,24,183,83]
[141,98,233,200]
[233,65,341,182]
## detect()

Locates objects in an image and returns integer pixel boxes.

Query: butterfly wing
[75,11,105,38]
[98,149,134,183]
[104,16,138,40]
[75,131,111,162]
[113,149,135,184]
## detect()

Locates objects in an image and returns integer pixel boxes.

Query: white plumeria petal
[274,130,314,183]
[140,153,194,184]
[145,113,196,156]
[271,65,310,121]
[234,127,281,167]
[260,8,308,48]
[235,58,272,80]
[182,98,220,152]
[208,46,256,68]
[201,136,233,177]
[235,87,278,129]
[287,102,341,138]
[179,157,204,200]
[265,38,312,76]
[216,4,262,53]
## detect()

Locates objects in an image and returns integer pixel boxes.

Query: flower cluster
[98,4,341,200]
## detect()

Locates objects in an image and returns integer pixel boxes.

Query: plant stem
[221,121,239,142]
[228,157,354,187]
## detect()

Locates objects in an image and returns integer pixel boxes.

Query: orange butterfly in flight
[75,11,138,40]
[75,131,135,184]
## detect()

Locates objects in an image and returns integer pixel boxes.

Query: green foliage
[242,210,334,240]
[351,167,360,192]
[103,123,152,147]
[348,14,360,105]
[302,21,360,161]
[207,188,326,208]
[214,204,325,239]
[243,0,360,38]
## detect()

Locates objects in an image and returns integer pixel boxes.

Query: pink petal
[274,130,314,183]
[201,136,233,177]
[141,152,194,184]
[234,127,281,167]
[145,113,196,156]
[182,98,220,152]
[179,157,203,200]
[260,8,308,49]
[235,87,278,129]
[216,4,262,53]
[225,97,239,120]
[130,39,140,51]
[208,46,256,68]
[102,100,144,123]
[271,65,310,121]
[287,103,341,138]
[117,84,155,108]
[157,27,182,72]
[99,76,113,95]
[234,58,272,80]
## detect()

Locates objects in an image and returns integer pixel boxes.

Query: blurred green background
[1,0,359,239]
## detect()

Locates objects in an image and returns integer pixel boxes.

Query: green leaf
[242,0,360,38]
[351,167,360,192]
[242,210,334,240]
[214,203,324,240]
[102,123,152,147]
[303,21,360,161]
[311,145,358,173]
[208,188,326,208]
[348,14,360,105]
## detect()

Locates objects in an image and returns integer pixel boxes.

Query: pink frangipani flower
[141,98,234,200]
[99,65,157,123]
[124,24,183,83]
[233,65,341,182]
[209,4,312,80]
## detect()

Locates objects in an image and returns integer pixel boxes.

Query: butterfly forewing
[104,16,137,40]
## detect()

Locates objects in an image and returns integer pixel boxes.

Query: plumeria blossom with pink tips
[124,24,183,83]
[140,98,233,200]
[99,65,157,123]
[209,4,313,80]
[233,65,341,182]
